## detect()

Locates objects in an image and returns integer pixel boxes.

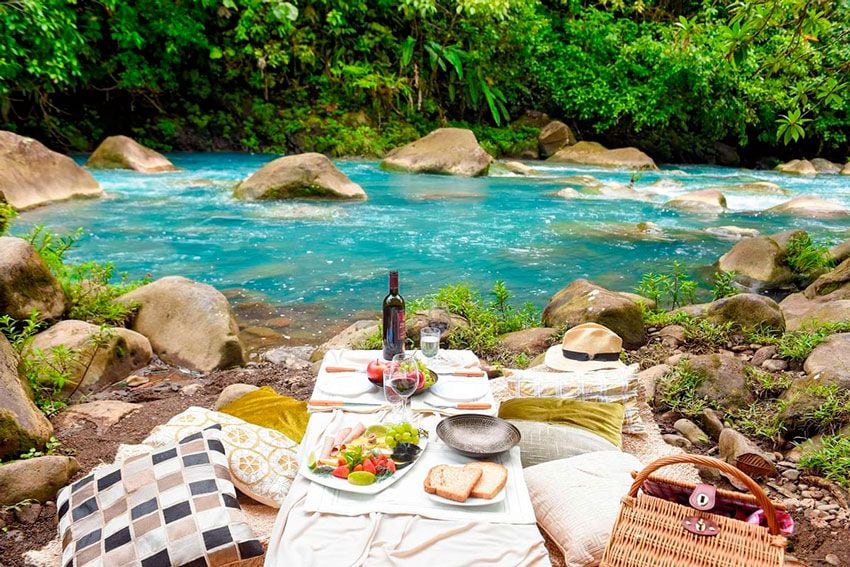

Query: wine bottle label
[397,309,405,342]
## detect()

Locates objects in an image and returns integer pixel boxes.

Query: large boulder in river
[665,190,727,213]
[541,279,645,348]
[547,141,657,170]
[28,320,152,399]
[811,158,842,174]
[86,135,178,173]
[842,162,850,175]
[538,121,576,158]
[0,131,102,210]
[774,159,817,175]
[381,128,492,177]
[717,236,795,291]
[0,455,80,506]
[766,196,849,218]
[0,237,66,320]
[117,276,245,372]
[235,153,366,200]
[706,293,785,333]
[1,334,53,460]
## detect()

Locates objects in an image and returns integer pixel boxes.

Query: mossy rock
[705,293,785,333]
[0,335,53,460]
[0,236,67,320]
[779,377,850,438]
[234,153,366,200]
[688,354,752,410]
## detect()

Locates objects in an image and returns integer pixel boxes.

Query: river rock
[381,128,492,177]
[538,121,576,158]
[719,428,774,473]
[780,377,847,437]
[810,158,842,174]
[637,364,669,403]
[541,279,645,348]
[547,141,657,170]
[751,345,778,367]
[705,226,760,240]
[718,236,795,291]
[705,293,785,333]
[713,142,740,166]
[803,334,850,387]
[0,236,66,320]
[674,418,710,445]
[512,110,551,129]
[775,159,817,175]
[235,152,366,200]
[555,187,582,199]
[830,239,850,263]
[665,189,727,213]
[560,175,601,188]
[767,196,849,218]
[684,354,751,410]
[406,308,470,346]
[86,135,178,173]
[0,335,53,460]
[802,257,850,301]
[0,131,102,210]
[310,320,379,363]
[0,456,80,506]
[701,408,726,440]
[53,400,141,433]
[662,434,691,449]
[214,383,259,410]
[29,320,152,398]
[117,276,245,372]
[842,162,850,175]
[781,258,850,330]
[498,161,538,176]
[499,327,557,356]
[716,181,787,195]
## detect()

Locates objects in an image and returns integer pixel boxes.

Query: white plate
[426,486,507,507]
[299,432,429,495]
[429,378,489,401]
[318,373,375,397]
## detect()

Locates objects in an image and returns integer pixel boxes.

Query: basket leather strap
[689,484,717,511]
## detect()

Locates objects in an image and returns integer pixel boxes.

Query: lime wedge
[347,471,376,486]
[307,451,317,470]
[366,424,388,435]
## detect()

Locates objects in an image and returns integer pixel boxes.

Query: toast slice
[426,465,483,502]
[464,462,508,500]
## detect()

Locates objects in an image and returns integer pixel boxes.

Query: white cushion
[524,451,641,566]
[509,420,618,468]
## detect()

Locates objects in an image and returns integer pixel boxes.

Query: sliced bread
[425,465,483,502]
[465,462,508,499]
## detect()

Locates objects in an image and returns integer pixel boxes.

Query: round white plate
[319,374,375,397]
[426,486,506,507]
[430,378,489,401]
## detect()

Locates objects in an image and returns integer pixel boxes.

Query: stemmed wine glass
[384,352,419,422]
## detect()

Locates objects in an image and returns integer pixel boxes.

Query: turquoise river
[15,154,850,326]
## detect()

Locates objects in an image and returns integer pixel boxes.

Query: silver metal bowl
[436,414,521,459]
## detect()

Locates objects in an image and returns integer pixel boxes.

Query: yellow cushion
[498,398,624,448]
[219,386,309,444]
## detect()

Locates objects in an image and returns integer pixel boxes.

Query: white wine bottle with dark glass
[382,271,405,360]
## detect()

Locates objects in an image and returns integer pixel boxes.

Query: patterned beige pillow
[508,420,618,468]
[524,451,642,567]
[143,407,298,508]
[493,365,647,435]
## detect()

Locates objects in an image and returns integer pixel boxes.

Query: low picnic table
[263,350,551,566]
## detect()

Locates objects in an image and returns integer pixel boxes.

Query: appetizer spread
[308,422,425,486]
[424,462,508,503]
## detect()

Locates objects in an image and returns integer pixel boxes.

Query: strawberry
[331,465,350,479]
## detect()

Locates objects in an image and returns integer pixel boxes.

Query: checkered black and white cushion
[56,425,263,567]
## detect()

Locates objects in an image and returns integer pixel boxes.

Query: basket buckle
[683,516,720,537]
[689,483,717,511]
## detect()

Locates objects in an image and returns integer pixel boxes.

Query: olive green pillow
[218,386,309,444]
[498,398,625,448]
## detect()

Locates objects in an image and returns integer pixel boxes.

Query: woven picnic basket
[600,454,787,567]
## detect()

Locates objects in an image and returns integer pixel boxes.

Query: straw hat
[544,322,625,371]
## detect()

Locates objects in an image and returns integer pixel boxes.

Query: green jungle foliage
[1,0,848,162]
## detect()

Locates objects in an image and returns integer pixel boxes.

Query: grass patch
[746,321,850,361]
[800,384,850,434]
[745,366,792,399]
[640,306,734,350]
[657,360,713,417]
[0,201,16,235]
[798,435,850,487]
[784,233,834,278]
[731,400,787,443]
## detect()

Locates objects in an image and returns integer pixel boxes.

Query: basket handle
[628,454,781,535]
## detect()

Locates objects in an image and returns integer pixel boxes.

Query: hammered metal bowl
[436,414,521,459]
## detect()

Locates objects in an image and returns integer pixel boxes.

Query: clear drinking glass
[384,353,418,422]
[420,327,441,359]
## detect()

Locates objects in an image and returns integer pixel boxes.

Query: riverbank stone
[86,135,179,172]
[381,128,492,177]
[665,189,727,213]
[0,237,67,321]
[810,158,842,174]
[310,320,379,363]
[541,279,645,348]
[498,327,557,357]
[780,377,849,437]
[0,131,102,210]
[538,121,576,158]
[679,354,751,410]
[406,308,470,346]
[775,159,817,175]
[706,293,785,333]
[0,456,79,506]
[547,141,657,170]
[29,321,152,399]
[117,276,246,372]
[0,335,53,460]
[235,152,366,200]
[803,334,850,387]
[717,236,795,291]
[780,258,850,330]
[766,196,849,218]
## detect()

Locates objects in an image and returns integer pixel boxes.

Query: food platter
[299,421,429,495]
